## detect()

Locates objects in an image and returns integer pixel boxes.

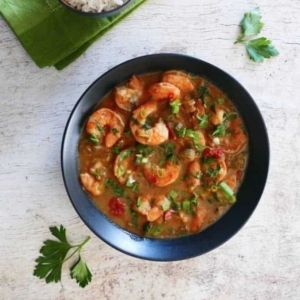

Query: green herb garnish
[111,128,119,135]
[235,7,279,62]
[131,117,140,125]
[89,134,100,144]
[33,225,92,288]
[136,144,153,157]
[130,211,139,228]
[119,149,132,161]
[207,164,221,178]
[143,222,151,234]
[105,179,124,197]
[131,182,139,193]
[136,197,142,207]
[197,85,209,99]
[202,157,215,164]
[91,170,100,180]
[151,225,164,236]
[94,119,105,134]
[217,98,225,105]
[196,114,209,128]
[142,123,152,130]
[236,7,264,43]
[170,99,182,114]
[246,37,279,62]
[112,146,121,154]
[212,123,226,137]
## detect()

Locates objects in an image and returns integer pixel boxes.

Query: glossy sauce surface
[78,71,248,238]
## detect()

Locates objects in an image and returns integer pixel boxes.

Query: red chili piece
[164,209,175,221]
[166,123,177,140]
[202,147,224,159]
[168,92,174,100]
[109,197,125,216]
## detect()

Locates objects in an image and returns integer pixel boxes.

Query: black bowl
[59,0,134,17]
[61,53,269,261]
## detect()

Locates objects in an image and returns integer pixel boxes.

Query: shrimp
[86,108,125,148]
[134,195,170,222]
[143,160,180,187]
[115,75,143,111]
[162,71,194,93]
[179,206,207,233]
[148,82,181,101]
[80,173,103,196]
[210,106,225,126]
[186,130,206,149]
[113,148,136,184]
[202,158,227,184]
[182,96,205,115]
[190,207,208,232]
[194,131,206,147]
[185,161,201,191]
[130,101,168,146]
[219,118,247,153]
[134,195,151,216]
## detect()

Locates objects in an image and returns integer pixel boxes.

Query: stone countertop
[0,0,299,299]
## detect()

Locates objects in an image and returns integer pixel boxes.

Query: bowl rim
[58,0,134,17]
[61,53,270,261]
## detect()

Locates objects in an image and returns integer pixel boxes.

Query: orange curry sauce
[78,71,248,238]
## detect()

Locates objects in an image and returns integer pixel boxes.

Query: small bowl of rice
[59,0,133,17]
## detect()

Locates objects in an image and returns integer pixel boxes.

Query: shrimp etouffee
[78,71,248,238]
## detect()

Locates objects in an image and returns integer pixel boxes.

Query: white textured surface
[1,0,300,299]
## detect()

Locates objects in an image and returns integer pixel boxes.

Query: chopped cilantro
[105,179,124,197]
[89,134,100,144]
[212,123,226,137]
[136,144,153,157]
[131,117,140,125]
[151,225,164,236]
[197,85,209,99]
[94,119,105,134]
[202,157,215,164]
[143,222,151,234]
[142,123,152,130]
[91,170,100,180]
[217,98,225,105]
[131,182,139,193]
[130,211,138,228]
[111,128,119,135]
[112,146,121,154]
[207,164,221,178]
[196,114,209,128]
[119,149,132,161]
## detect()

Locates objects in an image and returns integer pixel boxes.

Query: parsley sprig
[33,225,92,288]
[235,7,279,62]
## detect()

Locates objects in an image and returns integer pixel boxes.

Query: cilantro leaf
[70,255,92,288]
[105,178,124,197]
[212,123,226,137]
[89,134,100,144]
[196,114,209,128]
[236,7,264,42]
[246,37,279,62]
[33,225,92,288]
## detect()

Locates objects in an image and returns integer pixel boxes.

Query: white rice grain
[64,0,129,13]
